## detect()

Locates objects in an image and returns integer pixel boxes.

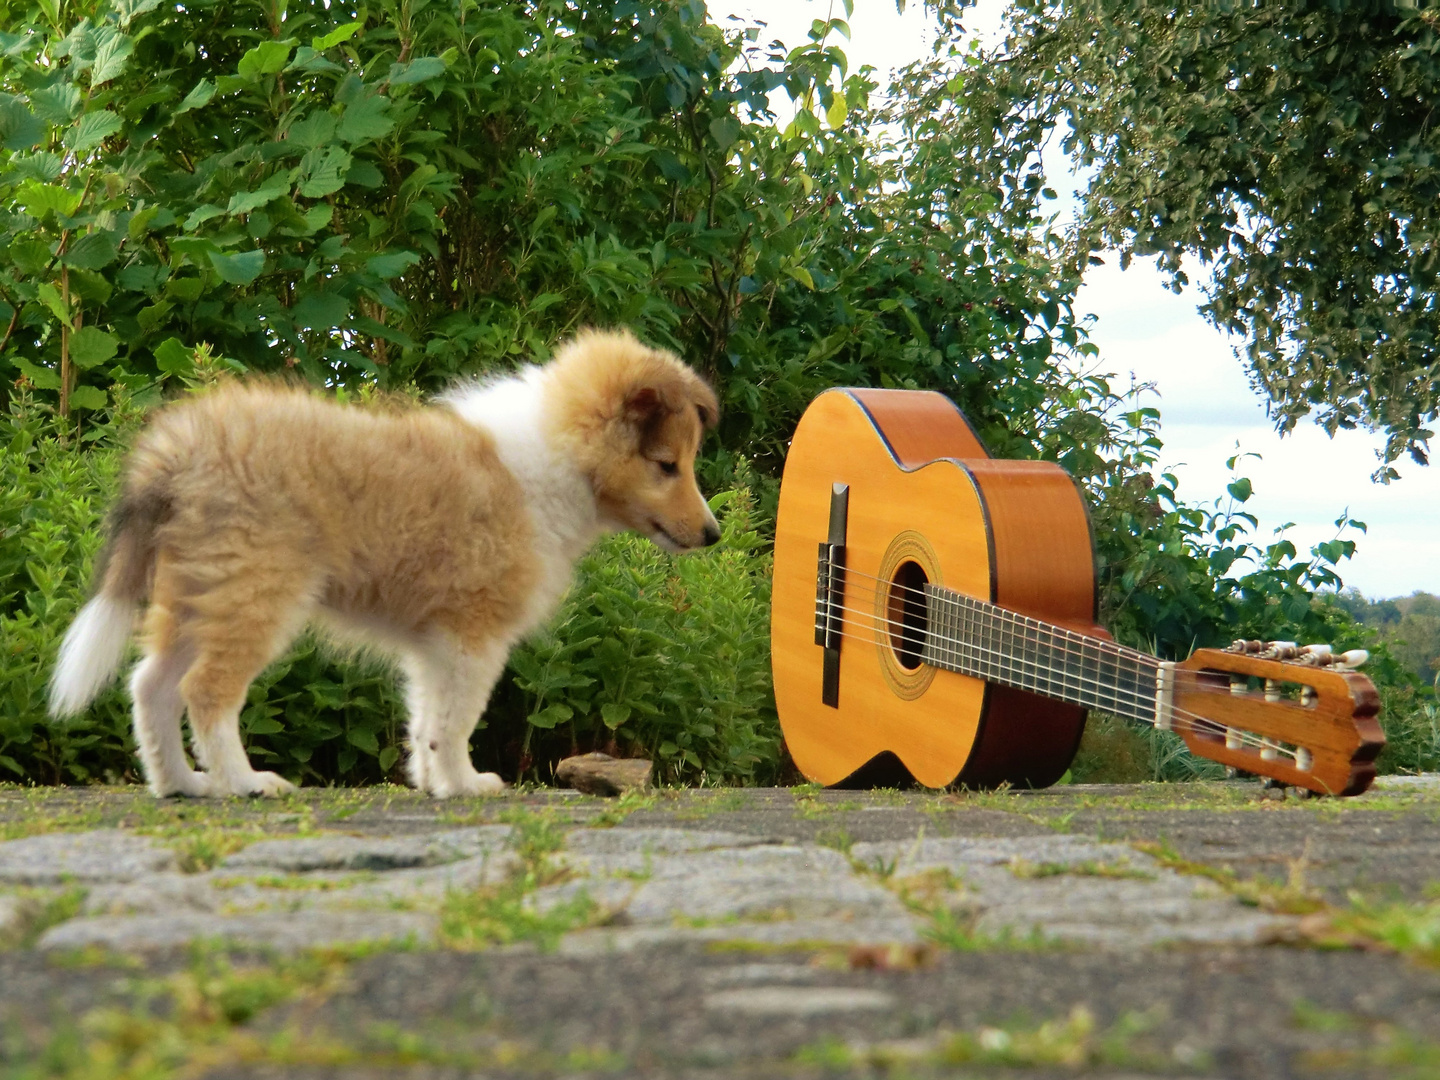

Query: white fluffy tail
[49,595,137,717]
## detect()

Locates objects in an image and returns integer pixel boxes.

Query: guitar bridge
[814,483,850,708]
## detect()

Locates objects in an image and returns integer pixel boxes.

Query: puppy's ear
[624,386,667,424]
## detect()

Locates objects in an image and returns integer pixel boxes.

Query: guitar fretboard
[919,586,1161,723]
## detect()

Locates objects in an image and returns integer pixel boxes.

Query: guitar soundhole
[888,560,929,671]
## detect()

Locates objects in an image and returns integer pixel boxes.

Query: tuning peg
[1335,649,1369,670]
[1301,644,1332,657]
[1268,641,1298,651]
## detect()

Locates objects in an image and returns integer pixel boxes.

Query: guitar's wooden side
[773,389,1102,789]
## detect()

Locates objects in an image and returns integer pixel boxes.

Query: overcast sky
[709,0,1440,600]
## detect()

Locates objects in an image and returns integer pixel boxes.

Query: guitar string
[811,612,1297,761]
[822,564,1323,717]
[811,561,1316,762]
[811,592,1301,761]
[813,584,1296,755]
[828,564,1178,673]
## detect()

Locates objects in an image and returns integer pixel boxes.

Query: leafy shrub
[507,475,777,785]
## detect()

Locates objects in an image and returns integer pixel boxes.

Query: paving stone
[851,836,1295,947]
[703,986,897,1016]
[83,872,222,916]
[37,909,436,952]
[0,830,177,885]
[563,826,776,856]
[220,826,512,872]
[850,834,1148,875]
[542,844,908,927]
[557,916,923,956]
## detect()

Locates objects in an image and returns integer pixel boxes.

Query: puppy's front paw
[236,771,298,797]
[428,770,507,799]
[152,770,216,798]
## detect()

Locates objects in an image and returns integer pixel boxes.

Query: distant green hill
[1332,590,1440,689]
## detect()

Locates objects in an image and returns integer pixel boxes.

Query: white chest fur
[444,370,601,639]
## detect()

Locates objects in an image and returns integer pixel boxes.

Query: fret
[922,583,1162,722]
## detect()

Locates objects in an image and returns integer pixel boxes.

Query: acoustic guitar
[771,388,1385,796]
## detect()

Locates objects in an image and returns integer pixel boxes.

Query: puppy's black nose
[702,524,721,547]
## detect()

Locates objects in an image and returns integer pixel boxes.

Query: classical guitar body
[772,388,1101,789]
[774,389,1385,796]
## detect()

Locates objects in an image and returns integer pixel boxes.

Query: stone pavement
[2,778,1439,1077]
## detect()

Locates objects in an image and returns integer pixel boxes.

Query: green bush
[507,476,776,785]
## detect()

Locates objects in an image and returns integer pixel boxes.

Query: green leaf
[346,728,380,755]
[599,703,632,730]
[69,327,119,369]
[290,290,348,329]
[708,114,742,149]
[209,248,266,285]
[336,94,393,143]
[0,94,43,151]
[67,384,108,410]
[388,57,446,85]
[227,175,291,215]
[345,159,383,187]
[153,337,192,374]
[287,111,337,149]
[377,745,400,772]
[238,40,294,78]
[183,204,225,231]
[91,30,133,84]
[298,145,352,198]
[527,703,573,729]
[1226,478,1253,503]
[66,110,124,153]
[8,238,51,276]
[14,357,60,390]
[786,265,816,290]
[312,21,363,50]
[174,79,215,117]
[64,231,118,270]
[366,250,420,278]
[35,282,73,328]
[17,181,83,219]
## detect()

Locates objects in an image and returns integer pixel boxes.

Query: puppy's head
[543,329,720,552]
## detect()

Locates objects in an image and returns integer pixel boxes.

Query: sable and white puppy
[49,329,720,798]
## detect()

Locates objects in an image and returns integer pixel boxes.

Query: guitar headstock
[1170,641,1385,797]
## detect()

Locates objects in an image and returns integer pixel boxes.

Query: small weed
[814,828,854,854]
[588,789,659,828]
[1007,857,1156,881]
[1,886,87,949]
[1309,898,1440,964]
[1135,839,1324,914]
[439,886,599,951]
[171,829,259,873]
[440,806,604,950]
[794,1005,1181,1072]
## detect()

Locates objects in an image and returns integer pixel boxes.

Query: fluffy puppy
[49,329,720,798]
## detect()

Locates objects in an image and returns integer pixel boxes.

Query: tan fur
[53,329,719,798]
[542,329,720,551]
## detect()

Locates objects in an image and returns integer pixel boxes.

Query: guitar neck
[919,586,1163,724]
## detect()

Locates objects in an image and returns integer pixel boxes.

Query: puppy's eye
[657,460,679,476]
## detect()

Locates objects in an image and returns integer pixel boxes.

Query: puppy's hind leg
[404,639,508,799]
[178,582,311,797]
[130,645,211,797]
